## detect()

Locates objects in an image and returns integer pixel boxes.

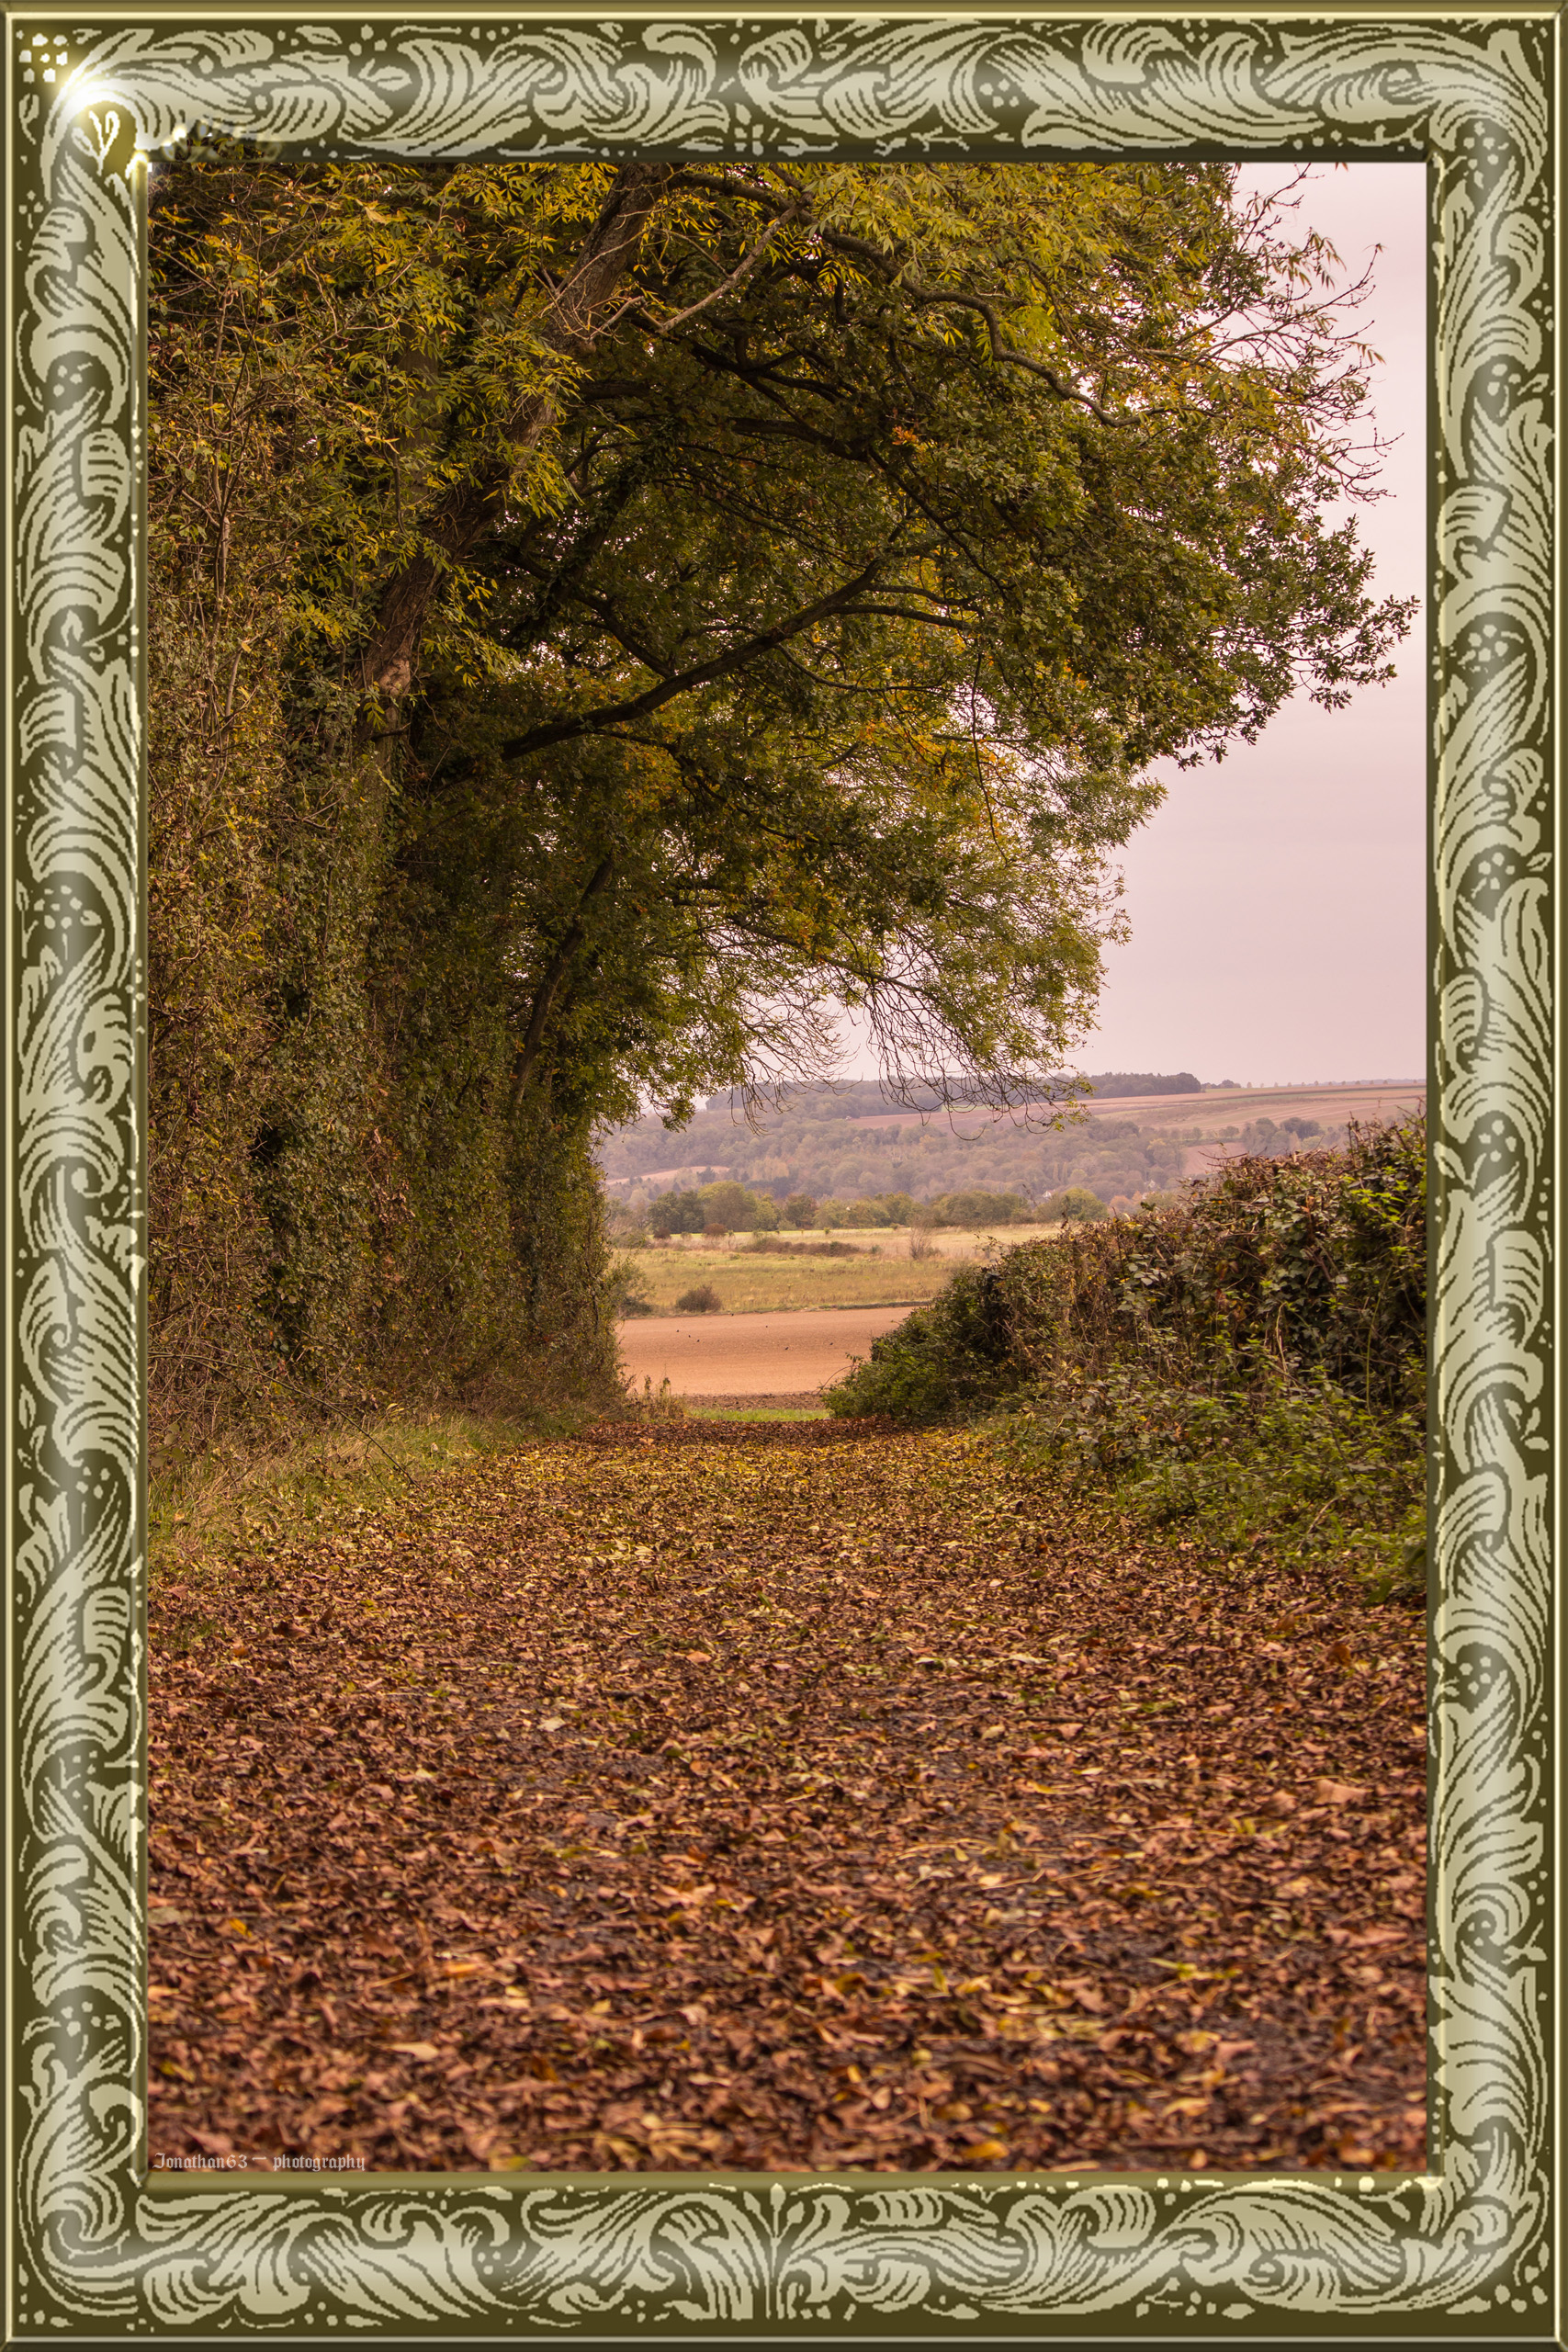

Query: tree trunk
[358,164,674,702]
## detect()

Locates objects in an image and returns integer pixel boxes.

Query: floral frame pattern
[4,5,1559,2338]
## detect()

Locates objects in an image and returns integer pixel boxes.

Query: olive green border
[4,6,1560,2340]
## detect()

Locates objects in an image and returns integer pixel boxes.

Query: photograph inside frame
[3,0,1561,2333]
[141,146,1433,2180]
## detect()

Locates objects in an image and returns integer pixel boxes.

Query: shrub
[674,1283,722,1314]
[609,1261,657,1317]
[825,1261,1018,1423]
[783,1193,818,1228]
[828,1119,1427,1597]
[1039,1185,1108,1224]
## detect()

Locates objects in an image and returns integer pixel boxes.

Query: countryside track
[149,1419,1427,2175]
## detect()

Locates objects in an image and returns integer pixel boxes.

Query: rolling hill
[597,1077,1425,1216]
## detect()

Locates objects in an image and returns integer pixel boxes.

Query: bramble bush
[826,1119,1427,1594]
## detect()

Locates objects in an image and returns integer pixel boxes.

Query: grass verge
[149,1399,602,1578]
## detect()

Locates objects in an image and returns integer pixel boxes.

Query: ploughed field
[616,1303,914,1397]
[149,1421,1427,2176]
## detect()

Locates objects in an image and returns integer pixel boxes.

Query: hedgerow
[826,1119,1427,1593]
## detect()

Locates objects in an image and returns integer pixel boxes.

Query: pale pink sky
[1078,162,1427,1085]
[842,162,1427,1090]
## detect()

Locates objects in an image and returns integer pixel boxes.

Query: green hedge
[827,1120,1427,1592]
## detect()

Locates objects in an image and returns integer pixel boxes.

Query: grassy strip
[613,1243,956,1317]
[149,1398,615,1577]
[685,1405,830,1421]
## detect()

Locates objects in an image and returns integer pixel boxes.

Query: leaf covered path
[150,1421,1427,2175]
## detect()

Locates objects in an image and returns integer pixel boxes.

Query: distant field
[839,1079,1426,1144]
[621,1226,1059,1315]
[616,1304,913,1396]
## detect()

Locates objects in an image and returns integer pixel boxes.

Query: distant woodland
[599,1081,1338,1224]
[146,156,1408,1445]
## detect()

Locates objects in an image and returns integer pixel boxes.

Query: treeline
[144,155,1406,1449]
[627,1182,1046,1237]
[695,1072,1203,1122]
[601,1108,1337,1221]
[828,1121,1427,1593]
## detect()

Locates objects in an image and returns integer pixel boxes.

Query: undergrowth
[152,1362,694,1578]
[827,1119,1427,1598]
[150,1399,597,1579]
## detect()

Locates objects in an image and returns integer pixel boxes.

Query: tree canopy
[153,157,1410,1119]
[146,154,1412,1428]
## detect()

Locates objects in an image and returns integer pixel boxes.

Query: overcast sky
[1076,163,1427,1086]
[840,162,1427,1091]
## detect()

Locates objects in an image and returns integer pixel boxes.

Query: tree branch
[497,545,930,763]
[357,163,676,705]
[507,852,617,1113]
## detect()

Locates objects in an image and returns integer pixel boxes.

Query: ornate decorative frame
[3,4,1560,2339]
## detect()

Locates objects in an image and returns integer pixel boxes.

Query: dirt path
[148,1422,1426,2176]
[617,1305,912,1396]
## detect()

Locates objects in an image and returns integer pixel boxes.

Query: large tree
[146,156,1412,1422]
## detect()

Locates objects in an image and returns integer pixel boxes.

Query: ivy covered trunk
[147,531,619,1450]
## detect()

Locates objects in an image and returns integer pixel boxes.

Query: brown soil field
[617,1304,911,1396]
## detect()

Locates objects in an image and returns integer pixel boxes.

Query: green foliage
[609,1260,657,1317]
[648,1191,707,1238]
[930,1188,1037,1227]
[147,160,625,1441]
[1039,1185,1111,1224]
[649,1181,778,1236]
[695,1182,758,1233]
[783,1193,818,1229]
[1000,1369,1425,1600]
[825,1261,1017,1422]
[827,1120,1427,1594]
[145,148,1410,1449]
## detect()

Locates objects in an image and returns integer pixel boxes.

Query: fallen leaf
[147,1422,1427,2177]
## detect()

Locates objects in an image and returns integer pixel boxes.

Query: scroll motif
[7,13,1552,2333]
